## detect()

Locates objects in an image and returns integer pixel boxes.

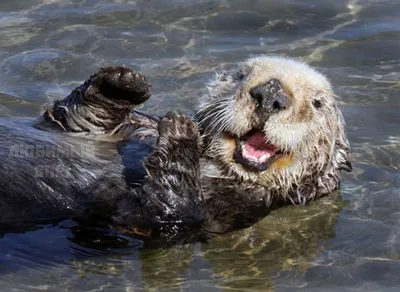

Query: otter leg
[34,67,151,138]
[116,111,206,233]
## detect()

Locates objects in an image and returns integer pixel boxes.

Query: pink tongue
[243,131,278,162]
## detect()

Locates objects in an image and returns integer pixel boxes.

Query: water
[0,0,398,291]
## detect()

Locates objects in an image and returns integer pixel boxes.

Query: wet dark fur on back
[0,57,352,245]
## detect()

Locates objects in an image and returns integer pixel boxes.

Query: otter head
[195,56,352,199]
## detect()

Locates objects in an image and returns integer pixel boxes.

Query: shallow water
[0,0,399,291]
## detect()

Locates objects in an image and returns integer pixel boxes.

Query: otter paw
[88,66,151,107]
[144,111,202,172]
[157,111,201,151]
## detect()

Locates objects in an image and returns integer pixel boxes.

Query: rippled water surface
[0,0,399,291]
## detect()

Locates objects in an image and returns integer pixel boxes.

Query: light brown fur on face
[195,56,352,202]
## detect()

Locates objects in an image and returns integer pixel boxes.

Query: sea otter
[0,56,351,241]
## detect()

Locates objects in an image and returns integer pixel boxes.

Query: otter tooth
[259,153,270,163]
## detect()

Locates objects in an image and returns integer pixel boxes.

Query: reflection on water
[0,0,399,291]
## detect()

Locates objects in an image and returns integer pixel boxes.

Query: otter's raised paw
[85,66,151,108]
[157,111,201,152]
[38,66,151,134]
[144,111,202,172]
[140,111,204,225]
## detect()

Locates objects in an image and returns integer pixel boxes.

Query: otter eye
[237,71,246,81]
[312,99,322,109]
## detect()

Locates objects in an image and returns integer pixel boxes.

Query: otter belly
[0,118,151,229]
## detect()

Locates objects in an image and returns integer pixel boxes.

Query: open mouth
[234,129,284,172]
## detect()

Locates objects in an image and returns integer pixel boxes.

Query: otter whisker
[197,106,226,125]
[217,111,234,134]
[207,107,234,134]
[196,100,232,123]
[200,110,228,134]
[197,98,235,135]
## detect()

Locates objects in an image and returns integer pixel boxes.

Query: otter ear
[333,104,352,172]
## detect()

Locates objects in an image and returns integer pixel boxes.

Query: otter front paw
[158,111,201,149]
[36,67,152,134]
[85,66,151,108]
[145,111,202,173]
[139,112,205,226]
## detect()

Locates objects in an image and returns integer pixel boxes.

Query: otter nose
[250,82,288,112]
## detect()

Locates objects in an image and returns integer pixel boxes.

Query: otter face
[195,56,351,193]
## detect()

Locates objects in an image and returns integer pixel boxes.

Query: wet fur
[0,56,351,243]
